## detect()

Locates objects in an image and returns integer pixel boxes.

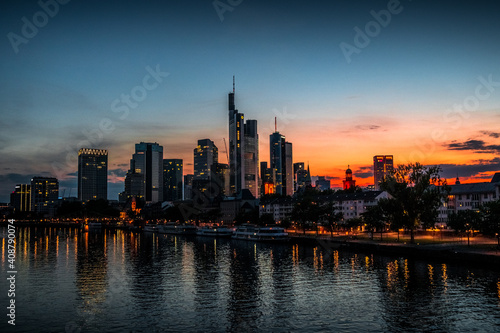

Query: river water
[1,226,499,332]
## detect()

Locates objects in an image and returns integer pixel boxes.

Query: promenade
[287,230,500,265]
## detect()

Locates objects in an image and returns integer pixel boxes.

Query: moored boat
[157,222,197,235]
[232,224,288,242]
[143,224,158,232]
[197,226,233,238]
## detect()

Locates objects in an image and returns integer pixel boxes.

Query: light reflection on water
[0,227,499,333]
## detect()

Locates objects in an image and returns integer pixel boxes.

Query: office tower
[373,155,394,190]
[78,148,108,202]
[244,119,259,198]
[10,184,31,212]
[31,177,59,215]
[260,161,275,196]
[284,142,293,195]
[228,77,259,196]
[294,162,308,192]
[270,130,293,196]
[184,174,194,200]
[193,139,218,197]
[163,159,183,201]
[342,166,356,190]
[213,163,230,196]
[125,142,163,202]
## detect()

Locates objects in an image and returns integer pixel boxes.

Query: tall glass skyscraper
[78,148,108,201]
[126,142,163,202]
[194,139,218,197]
[373,155,394,190]
[270,131,293,196]
[228,77,259,197]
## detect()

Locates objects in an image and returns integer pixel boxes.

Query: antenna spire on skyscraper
[275,117,277,132]
[233,75,235,93]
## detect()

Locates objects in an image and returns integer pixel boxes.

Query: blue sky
[1,0,500,201]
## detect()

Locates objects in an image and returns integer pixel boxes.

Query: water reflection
[1,226,500,333]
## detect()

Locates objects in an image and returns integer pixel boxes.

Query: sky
[1,0,500,202]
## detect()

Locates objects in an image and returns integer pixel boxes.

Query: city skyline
[1,0,500,202]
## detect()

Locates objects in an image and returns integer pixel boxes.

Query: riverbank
[288,231,500,266]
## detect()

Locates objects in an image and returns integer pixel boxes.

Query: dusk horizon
[2,0,500,202]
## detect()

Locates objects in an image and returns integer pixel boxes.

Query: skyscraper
[78,148,108,202]
[193,139,219,197]
[31,177,59,215]
[228,77,245,195]
[373,155,394,190]
[228,77,259,196]
[124,142,163,202]
[270,131,293,196]
[10,184,31,212]
[260,161,275,196]
[244,119,259,198]
[163,159,183,201]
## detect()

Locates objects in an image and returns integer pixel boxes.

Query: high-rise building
[373,155,394,190]
[193,139,218,197]
[294,162,309,192]
[244,119,259,198]
[124,142,163,202]
[184,174,194,200]
[10,184,31,212]
[270,131,293,196]
[228,77,259,196]
[78,148,108,202]
[31,177,59,215]
[213,163,230,197]
[163,159,183,201]
[260,161,275,196]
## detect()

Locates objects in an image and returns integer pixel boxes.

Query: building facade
[193,139,218,198]
[31,177,59,215]
[228,77,259,196]
[163,159,183,201]
[373,155,394,190]
[270,131,293,196]
[78,148,108,202]
[10,184,31,212]
[244,119,259,198]
[124,142,163,202]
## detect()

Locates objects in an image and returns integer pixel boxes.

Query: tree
[381,163,450,243]
[361,205,387,240]
[480,200,500,236]
[447,210,481,246]
[291,197,321,235]
[258,213,275,226]
[319,202,343,238]
[344,217,363,234]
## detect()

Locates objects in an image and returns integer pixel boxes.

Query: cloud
[481,131,500,139]
[354,124,381,131]
[438,160,500,180]
[109,168,127,178]
[354,166,373,179]
[446,139,500,154]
